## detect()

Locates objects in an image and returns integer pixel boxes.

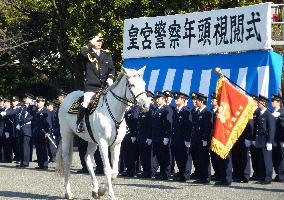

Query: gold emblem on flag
[217,102,231,123]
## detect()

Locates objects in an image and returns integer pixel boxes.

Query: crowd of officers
[120,90,284,186]
[0,89,284,187]
[0,93,65,169]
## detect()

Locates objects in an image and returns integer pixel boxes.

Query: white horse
[56,66,149,200]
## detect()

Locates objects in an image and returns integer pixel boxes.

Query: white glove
[5,132,10,138]
[0,111,6,116]
[163,138,169,145]
[272,112,280,118]
[244,139,251,147]
[202,140,207,147]
[252,141,256,146]
[130,137,136,143]
[146,138,152,146]
[184,141,191,148]
[106,78,114,86]
[16,124,21,130]
[266,143,272,151]
[280,142,284,148]
[90,34,102,45]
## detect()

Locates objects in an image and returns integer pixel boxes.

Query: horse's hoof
[98,186,107,197]
[111,173,118,181]
[92,191,100,199]
[65,193,74,199]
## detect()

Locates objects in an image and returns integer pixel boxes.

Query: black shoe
[240,179,249,183]
[261,181,271,185]
[190,173,199,180]
[16,164,28,168]
[193,179,210,184]
[76,169,88,174]
[35,166,48,170]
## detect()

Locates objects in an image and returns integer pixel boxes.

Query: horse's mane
[106,71,125,92]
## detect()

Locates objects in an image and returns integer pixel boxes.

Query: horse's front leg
[110,142,122,180]
[99,140,116,200]
[61,134,74,199]
[85,143,104,199]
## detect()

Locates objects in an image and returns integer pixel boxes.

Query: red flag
[211,77,255,159]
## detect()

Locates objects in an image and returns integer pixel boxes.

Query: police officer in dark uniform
[253,94,276,184]
[1,97,13,162]
[137,91,155,178]
[16,93,35,168]
[0,96,4,161]
[77,33,115,133]
[164,90,176,175]
[171,92,192,182]
[191,93,212,184]
[152,91,173,180]
[271,94,284,182]
[1,96,22,163]
[209,92,221,181]
[189,92,200,179]
[32,96,52,170]
[46,100,57,162]
[124,104,139,177]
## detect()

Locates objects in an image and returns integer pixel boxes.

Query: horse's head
[121,66,150,112]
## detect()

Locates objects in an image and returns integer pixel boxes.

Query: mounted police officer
[253,94,276,184]
[271,94,284,182]
[171,92,192,182]
[152,91,173,180]
[77,32,115,133]
[191,93,212,184]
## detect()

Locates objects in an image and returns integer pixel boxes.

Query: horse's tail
[55,140,64,175]
[55,137,74,176]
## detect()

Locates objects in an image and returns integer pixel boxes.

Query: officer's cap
[210,92,217,99]
[24,92,35,99]
[12,96,20,102]
[87,32,104,42]
[174,92,189,100]
[156,91,166,98]
[57,91,67,97]
[271,94,282,102]
[146,90,154,98]
[196,92,207,102]
[258,94,269,105]
[190,92,198,100]
[163,90,173,97]
[3,97,11,102]
[46,100,56,106]
[36,96,46,102]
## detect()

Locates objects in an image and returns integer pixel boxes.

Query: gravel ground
[0,150,283,200]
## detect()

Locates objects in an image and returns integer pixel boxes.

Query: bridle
[104,75,146,128]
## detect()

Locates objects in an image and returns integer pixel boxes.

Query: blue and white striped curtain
[124,50,282,104]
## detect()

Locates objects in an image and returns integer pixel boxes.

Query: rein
[104,76,146,146]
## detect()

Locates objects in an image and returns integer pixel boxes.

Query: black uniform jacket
[81,43,115,91]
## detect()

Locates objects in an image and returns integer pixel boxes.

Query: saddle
[68,89,103,114]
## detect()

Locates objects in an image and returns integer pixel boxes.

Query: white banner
[123,3,272,59]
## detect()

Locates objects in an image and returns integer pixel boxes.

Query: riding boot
[76,106,88,133]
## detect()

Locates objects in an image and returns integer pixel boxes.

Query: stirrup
[76,121,85,133]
